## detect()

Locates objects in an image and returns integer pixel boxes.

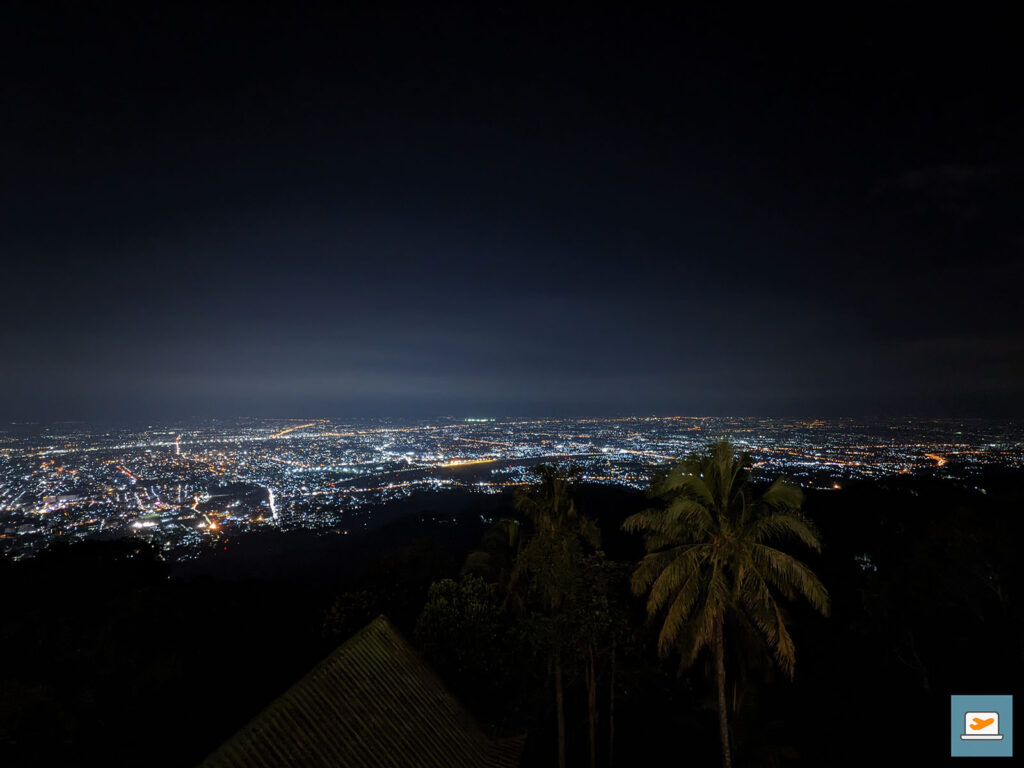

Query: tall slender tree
[511,464,596,768]
[515,527,577,768]
[465,464,620,768]
[623,441,829,768]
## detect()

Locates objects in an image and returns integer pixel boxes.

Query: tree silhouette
[511,464,596,768]
[623,441,829,768]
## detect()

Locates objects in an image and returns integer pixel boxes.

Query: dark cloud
[1,4,1022,419]
[875,164,1003,222]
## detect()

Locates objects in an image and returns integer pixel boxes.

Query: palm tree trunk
[609,641,616,768]
[587,647,597,768]
[714,617,732,768]
[555,650,566,768]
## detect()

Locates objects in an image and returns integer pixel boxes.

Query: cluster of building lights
[1,417,1019,561]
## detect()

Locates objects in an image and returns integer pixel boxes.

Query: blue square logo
[951,694,1013,757]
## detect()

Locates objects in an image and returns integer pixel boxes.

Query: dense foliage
[1,461,1022,766]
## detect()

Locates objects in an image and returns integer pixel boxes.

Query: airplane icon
[961,711,1004,740]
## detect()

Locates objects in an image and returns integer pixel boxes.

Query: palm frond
[630,546,686,593]
[751,544,830,616]
[645,545,705,613]
[642,531,698,552]
[657,466,715,508]
[748,510,823,552]
[739,570,796,677]
[673,559,728,663]
[759,478,803,511]
[771,600,796,677]
[656,564,706,656]
[625,439,829,680]
[665,497,715,533]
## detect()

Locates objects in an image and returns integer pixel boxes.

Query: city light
[1,416,1018,562]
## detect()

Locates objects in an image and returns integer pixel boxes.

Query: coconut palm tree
[465,464,614,768]
[511,464,598,768]
[623,440,829,768]
[513,464,599,544]
[463,464,596,600]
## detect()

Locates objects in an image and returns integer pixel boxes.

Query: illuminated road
[270,421,327,438]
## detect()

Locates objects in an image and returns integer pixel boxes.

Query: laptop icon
[962,711,1004,740]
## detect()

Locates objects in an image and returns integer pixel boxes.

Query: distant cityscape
[1,416,1020,561]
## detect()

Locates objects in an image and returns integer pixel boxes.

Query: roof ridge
[200,614,525,768]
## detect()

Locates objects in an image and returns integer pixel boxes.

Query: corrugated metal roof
[200,615,524,768]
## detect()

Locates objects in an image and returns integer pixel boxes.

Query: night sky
[2,4,1022,420]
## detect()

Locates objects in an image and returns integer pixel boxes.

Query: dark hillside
[1,476,1021,766]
